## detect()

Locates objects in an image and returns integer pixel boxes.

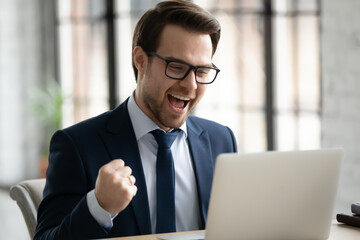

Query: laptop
[205,148,343,240]
[159,148,343,240]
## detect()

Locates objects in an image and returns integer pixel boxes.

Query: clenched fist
[94,159,138,216]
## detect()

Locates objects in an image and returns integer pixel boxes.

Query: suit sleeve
[34,130,108,240]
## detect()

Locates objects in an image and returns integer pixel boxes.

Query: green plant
[32,78,65,155]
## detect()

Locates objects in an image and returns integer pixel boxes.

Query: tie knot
[151,129,180,149]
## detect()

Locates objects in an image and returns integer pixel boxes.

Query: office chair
[9,178,46,239]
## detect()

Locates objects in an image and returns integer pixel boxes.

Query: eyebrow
[165,56,213,68]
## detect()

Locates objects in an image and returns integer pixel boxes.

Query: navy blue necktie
[151,129,180,233]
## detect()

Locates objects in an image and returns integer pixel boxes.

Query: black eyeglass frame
[147,52,220,84]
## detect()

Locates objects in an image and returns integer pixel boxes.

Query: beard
[142,87,194,130]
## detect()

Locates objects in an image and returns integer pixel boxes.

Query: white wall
[321,0,360,214]
[0,0,55,185]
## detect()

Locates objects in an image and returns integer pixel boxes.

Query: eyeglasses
[147,52,220,84]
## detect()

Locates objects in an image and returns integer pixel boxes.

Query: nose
[179,69,198,90]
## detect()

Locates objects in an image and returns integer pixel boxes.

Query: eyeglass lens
[166,62,217,83]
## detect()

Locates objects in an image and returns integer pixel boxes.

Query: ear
[133,46,148,77]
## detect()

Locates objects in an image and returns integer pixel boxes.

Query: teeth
[170,94,190,101]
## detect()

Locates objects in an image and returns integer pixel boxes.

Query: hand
[94,159,138,216]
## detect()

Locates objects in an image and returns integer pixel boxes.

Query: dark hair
[132,0,221,80]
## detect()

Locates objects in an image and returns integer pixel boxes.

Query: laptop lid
[205,148,343,240]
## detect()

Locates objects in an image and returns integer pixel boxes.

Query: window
[272,0,321,150]
[56,0,321,152]
[57,0,109,126]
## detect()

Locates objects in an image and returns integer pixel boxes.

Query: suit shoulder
[187,115,238,152]
[188,115,228,131]
[187,115,236,141]
[62,110,112,136]
[55,99,130,144]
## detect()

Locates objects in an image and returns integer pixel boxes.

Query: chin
[162,117,187,130]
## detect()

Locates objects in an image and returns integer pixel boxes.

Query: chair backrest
[9,178,46,239]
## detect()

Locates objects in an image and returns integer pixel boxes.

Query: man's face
[134,24,213,131]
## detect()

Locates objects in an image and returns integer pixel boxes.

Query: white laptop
[159,148,343,240]
[205,148,343,240]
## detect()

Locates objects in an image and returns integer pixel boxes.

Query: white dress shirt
[87,94,201,233]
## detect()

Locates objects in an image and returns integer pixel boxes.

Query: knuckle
[115,159,125,166]
[98,165,108,175]
[109,173,118,182]
[130,175,136,184]
[118,178,127,189]
[133,186,138,196]
[124,166,132,174]
[124,189,133,201]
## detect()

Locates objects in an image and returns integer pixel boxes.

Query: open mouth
[168,94,190,110]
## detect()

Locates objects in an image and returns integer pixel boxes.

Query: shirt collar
[127,93,187,141]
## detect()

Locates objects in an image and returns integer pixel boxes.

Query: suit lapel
[99,99,152,235]
[186,117,214,226]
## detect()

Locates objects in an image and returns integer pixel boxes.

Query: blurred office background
[0,0,359,239]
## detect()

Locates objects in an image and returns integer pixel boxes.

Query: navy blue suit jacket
[34,99,237,240]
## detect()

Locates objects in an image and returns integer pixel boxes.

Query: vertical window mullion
[106,0,117,109]
[264,0,275,150]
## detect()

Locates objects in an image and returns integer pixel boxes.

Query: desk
[101,221,360,240]
[328,221,360,240]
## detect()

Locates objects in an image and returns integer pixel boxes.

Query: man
[34,0,237,239]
